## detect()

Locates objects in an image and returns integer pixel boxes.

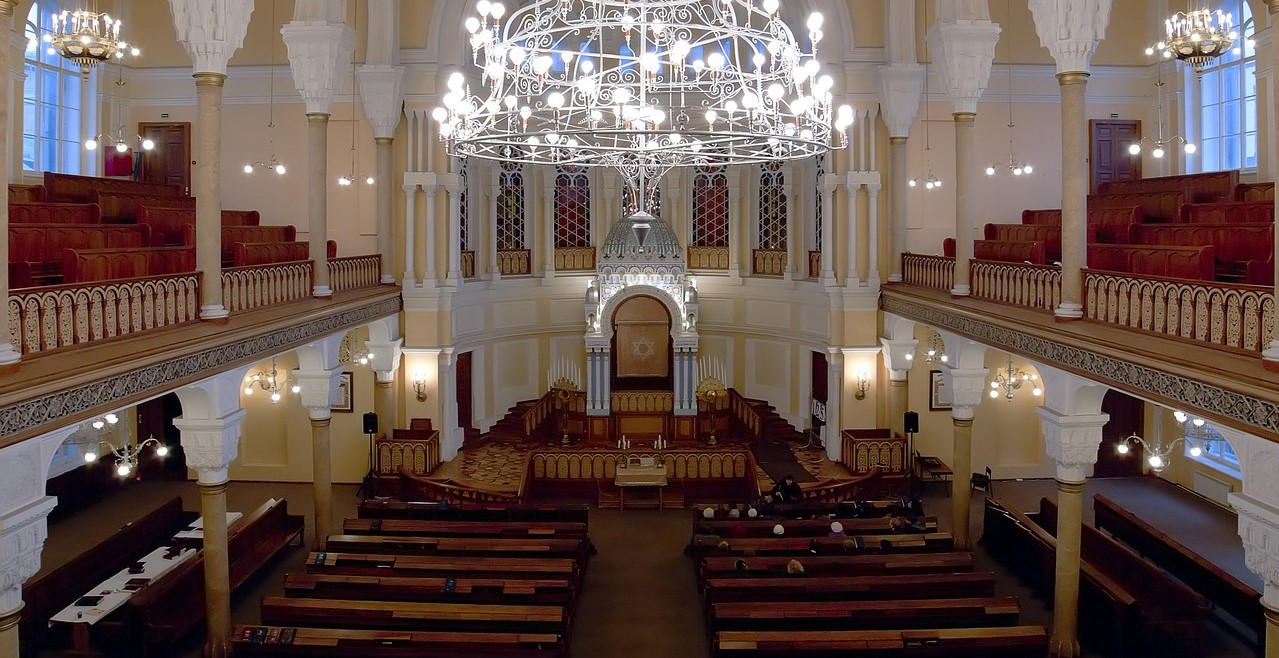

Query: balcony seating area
[8,175,338,287]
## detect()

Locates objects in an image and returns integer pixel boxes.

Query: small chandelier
[85,129,153,154]
[246,0,286,178]
[42,7,138,79]
[243,359,299,404]
[1148,8,1237,79]
[906,333,947,364]
[337,8,374,188]
[1128,75,1195,158]
[244,155,286,176]
[1116,411,1218,472]
[340,335,372,367]
[85,434,168,477]
[989,354,1041,401]
[910,2,941,192]
[987,0,1033,180]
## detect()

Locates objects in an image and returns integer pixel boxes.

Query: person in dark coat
[767,474,804,503]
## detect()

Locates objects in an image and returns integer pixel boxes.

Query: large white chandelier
[1147,8,1237,78]
[42,7,138,78]
[434,0,852,193]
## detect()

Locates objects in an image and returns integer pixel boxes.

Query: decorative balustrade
[221,260,313,313]
[901,253,955,291]
[530,449,751,480]
[460,251,476,279]
[523,389,557,438]
[498,249,532,276]
[328,255,381,292]
[554,247,596,271]
[688,246,729,270]
[9,273,200,355]
[808,251,822,279]
[1083,270,1275,353]
[728,389,762,441]
[375,429,441,477]
[971,260,1062,312]
[752,249,787,276]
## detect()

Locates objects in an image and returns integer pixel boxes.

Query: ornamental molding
[877,64,926,138]
[927,22,1001,115]
[1037,407,1108,481]
[173,410,247,483]
[0,297,401,444]
[356,65,406,138]
[168,0,255,75]
[0,496,56,612]
[282,21,356,114]
[881,294,1279,439]
[1231,492,1279,604]
[1028,0,1113,74]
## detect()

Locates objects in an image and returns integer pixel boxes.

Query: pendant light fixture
[910,1,941,191]
[986,0,1033,178]
[338,6,372,187]
[244,0,286,176]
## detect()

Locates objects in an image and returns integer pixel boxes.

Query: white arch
[597,285,686,342]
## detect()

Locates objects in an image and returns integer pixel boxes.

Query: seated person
[766,474,804,503]
[827,521,845,538]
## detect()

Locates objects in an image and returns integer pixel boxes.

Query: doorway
[810,351,828,442]
[1093,390,1145,478]
[138,122,191,193]
[136,393,188,480]
[456,351,474,433]
[1089,120,1142,193]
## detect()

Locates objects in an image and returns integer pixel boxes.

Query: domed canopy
[601,212,684,264]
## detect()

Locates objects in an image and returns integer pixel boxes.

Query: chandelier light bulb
[156,445,169,457]
[115,141,128,153]
[291,384,301,394]
[1023,164,1033,174]
[92,420,104,430]
[270,392,281,403]
[1190,444,1203,457]
[244,164,254,174]
[1184,143,1196,154]
[1128,143,1141,155]
[908,179,917,187]
[986,166,996,176]
[1148,455,1164,469]
[244,386,253,395]
[141,138,154,150]
[762,0,779,14]
[117,463,131,477]
[1174,410,1188,423]
[84,451,97,463]
[940,355,949,363]
[1012,166,1023,176]
[989,389,999,399]
[366,176,376,185]
[85,138,98,150]
[925,181,934,190]
[1193,418,1205,428]
[1032,387,1042,397]
[105,413,118,424]
[1152,146,1165,159]
[1117,442,1130,455]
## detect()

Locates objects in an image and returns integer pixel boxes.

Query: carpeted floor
[750,440,818,483]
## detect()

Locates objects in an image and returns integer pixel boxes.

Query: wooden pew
[91,190,196,223]
[688,533,954,558]
[323,534,587,560]
[715,626,1049,657]
[1092,493,1262,639]
[20,497,196,655]
[710,597,1022,633]
[357,500,590,524]
[230,625,564,657]
[10,261,32,289]
[699,516,937,538]
[972,240,1046,264]
[1089,190,1187,223]
[700,552,974,580]
[703,572,996,605]
[117,499,304,655]
[1098,171,1237,203]
[1236,182,1274,202]
[259,597,567,634]
[10,224,154,283]
[60,246,196,283]
[342,518,588,538]
[1178,200,1273,225]
[283,573,575,606]
[9,183,45,202]
[232,240,339,267]
[1021,206,1144,244]
[9,202,100,224]
[138,206,267,246]
[305,552,580,581]
[44,171,183,203]
[1126,223,1272,280]
[982,224,1076,262]
[1087,243,1216,281]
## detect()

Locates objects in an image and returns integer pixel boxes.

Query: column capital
[403,182,420,194]
[867,183,882,196]
[356,65,406,139]
[174,409,247,485]
[1231,492,1279,606]
[0,496,57,612]
[282,20,356,114]
[295,367,341,420]
[944,367,990,418]
[927,21,1001,115]
[366,337,404,383]
[876,63,926,138]
[1037,407,1108,482]
[168,0,254,75]
[879,337,918,380]
[1268,0,1279,16]
[1029,0,1112,74]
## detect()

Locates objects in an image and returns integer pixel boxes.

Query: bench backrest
[700,553,973,579]
[323,534,586,559]
[61,246,196,283]
[703,572,997,603]
[701,517,938,538]
[983,224,1067,259]
[282,573,575,605]
[1020,206,1143,244]
[92,190,196,223]
[1236,182,1274,202]
[1179,201,1274,225]
[715,627,1049,656]
[11,224,153,263]
[10,202,100,225]
[9,184,45,202]
[342,518,588,538]
[710,596,1023,631]
[973,240,1046,264]
[1098,171,1238,203]
[230,241,309,267]
[259,596,566,633]
[230,625,563,656]
[10,261,31,288]
[141,207,269,246]
[1087,243,1216,280]
[1128,223,1272,264]
[44,171,183,203]
[1089,190,1187,223]
[306,551,580,580]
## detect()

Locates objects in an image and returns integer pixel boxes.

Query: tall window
[554,166,591,248]
[1198,0,1255,172]
[814,155,825,252]
[758,161,787,250]
[1184,422,1239,477]
[692,165,729,247]
[496,161,525,250]
[459,162,470,251]
[24,0,83,173]
[622,181,662,217]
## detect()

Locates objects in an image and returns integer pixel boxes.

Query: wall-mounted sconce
[854,370,871,400]
[412,370,429,402]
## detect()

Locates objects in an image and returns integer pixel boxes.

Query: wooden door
[136,392,188,480]
[456,351,474,432]
[810,351,828,438]
[1090,120,1142,193]
[1093,390,1145,478]
[138,122,191,193]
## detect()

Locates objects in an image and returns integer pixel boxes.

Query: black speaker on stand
[357,412,379,500]
[904,411,919,496]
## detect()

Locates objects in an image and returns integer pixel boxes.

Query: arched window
[496,161,525,250]
[459,162,470,251]
[1197,0,1256,172]
[24,0,85,173]
[622,181,662,217]
[758,161,787,250]
[692,165,728,247]
[1184,421,1239,478]
[814,155,826,252]
[554,166,591,248]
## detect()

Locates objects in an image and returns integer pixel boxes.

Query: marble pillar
[1056,73,1088,319]
[308,113,332,297]
[888,137,908,282]
[195,74,229,320]
[0,0,17,368]
[952,113,976,297]
[310,415,332,548]
[376,137,395,283]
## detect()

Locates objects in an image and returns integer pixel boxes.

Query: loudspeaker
[362,412,379,435]
[904,411,920,434]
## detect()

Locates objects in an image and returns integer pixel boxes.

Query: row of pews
[7,172,333,287]
[942,171,1277,284]
[22,497,303,657]
[689,502,1049,657]
[982,496,1210,657]
[231,501,594,657]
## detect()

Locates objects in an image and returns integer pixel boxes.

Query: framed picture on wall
[929,370,953,411]
[331,372,354,413]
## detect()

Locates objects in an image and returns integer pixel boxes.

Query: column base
[950,285,971,297]
[847,277,863,288]
[380,275,396,284]
[1054,303,1084,321]
[0,344,20,367]
[312,286,333,299]
[868,275,882,290]
[401,274,417,289]
[1048,634,1081,658]
[445,272,462,287]
[203,634,233,658]
[200,305,230,323]
[887,273,903,283]
[1263,342,1279,372]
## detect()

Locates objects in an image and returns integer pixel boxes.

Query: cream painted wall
[1148,406,1244,504]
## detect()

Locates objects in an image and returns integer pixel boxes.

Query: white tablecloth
[172,511,244,540]
[49,544,196,625]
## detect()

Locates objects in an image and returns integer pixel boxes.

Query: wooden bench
[1089,190,1187,223]
[20,497,196,655]
[116,499,304,655]
[714,626,1049,657]
[323,534,587,560]
[137,206,266,246]
[973,240,1046,264]
[283,573,575,606]
[703,572,995,605]
[10,261,32,288]
[1126,223,1272,280]
[60,246,196,283]
[1235,182,1274,202]
[259,597,567,635]
[232,240,338,267]
[91,190,195,223]
[357,501,590,524]
[342,518,588,538]
[710,597,1022,632]
[9,202,100,224]
[699,517,938,538]
[1178,200,1274,225]
[700,553,974,580]
[230,625,564,657]
[9,183,45,202]
[1087,243,1216,281]
[305,552,580,581]
[1098,171,1237,203]
[982,224,1080,262]
[1021,206,1144,244]
[689,533,954,558]
[11,224,154,283]
[44,171,183,203]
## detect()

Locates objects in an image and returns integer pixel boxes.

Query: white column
[877,64,926,284]
[0,1,18,368]
[437,349,461,459]
[543,173,556,281]
[402,184,417,286]
[1262,1,1279,368]
[867,183,882,288]
[489,166,502,281]
[825,349,844,462]
[446,165,463,285]
[844,181,861,286]
[422,182,437,284]
[820,176,837,286]
[785,164,800,281]
[355,64,406,285]
[366,336,404,435]
[296,366,341,549]
[1232,493,1279,657]
[880,336,918,439]
[586,344,611,416]
[673,346,698,416]
[728,173,744,280]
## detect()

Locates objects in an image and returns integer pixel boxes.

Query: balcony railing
[9,272,201,355]
[808,251,822,279]
[553,247,595,271]
[688,246,729,270]
[222,260,313,313]
[460,251,476,279]
[498,249,532,276]
[1084,269,1275,353]
[752,249,787,276]
[971,260,1062,312]
[901,253,955,291]
[329,255,382,292]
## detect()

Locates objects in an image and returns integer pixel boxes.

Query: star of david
[632,336,656,359]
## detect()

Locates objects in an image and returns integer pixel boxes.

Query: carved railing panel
[531,449,750,480]
[901,253,955,291]
[971,260,1062,312]
[329,255,381,292]
[752,249,787,276]
[610,391,674,413]
[688,246,729,270]
[498,249,532,276]
[9,273,200,355]
[808,251,821,279]
[553,247,596,271]
[1083,270,1275,353]
[460,251,476,279]
[221,261,313,313]
[376,431,441,476]
[728,389,762,441]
